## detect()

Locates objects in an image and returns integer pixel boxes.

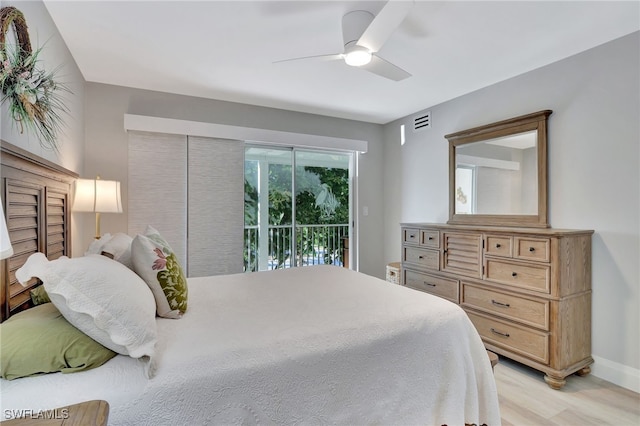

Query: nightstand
[385,262,401,284]
[3,400,109,426]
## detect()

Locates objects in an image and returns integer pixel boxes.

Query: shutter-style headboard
[0,140,78,321]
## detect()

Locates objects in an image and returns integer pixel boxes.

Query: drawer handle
[409,234,416,238]
[529,247,535,252]
[511,272,517,277]
[490,328,510,338]
[491,299,511,308]
[424,281,436,287]
[495,243,501,248]
[428,237,434,241]
[418,255,424,259]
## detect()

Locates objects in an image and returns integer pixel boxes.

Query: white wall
[383,32,640,391]
[84,83,386,278]
[0,0,86,256]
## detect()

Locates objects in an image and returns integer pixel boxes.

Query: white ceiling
[43,0,639,124]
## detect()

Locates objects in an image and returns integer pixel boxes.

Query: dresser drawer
[461,283,549,330]
[403,246,439,270]
[467,311,549,364]
[420,230,440,248]
[515,237,550,262]
[485,259,550,293]
[403,228,420,245]
[404,269,458,303]
[485,235,513,257]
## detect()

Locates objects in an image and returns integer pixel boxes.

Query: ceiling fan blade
[356,0,415,53]
[274,53,343,64]
[361,55,411,81]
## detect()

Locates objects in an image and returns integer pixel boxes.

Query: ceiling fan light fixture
[344,46,372,67]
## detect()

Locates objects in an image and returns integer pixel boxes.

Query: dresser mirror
[446,110,552,227]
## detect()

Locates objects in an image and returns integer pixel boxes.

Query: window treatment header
[124,114,368,153]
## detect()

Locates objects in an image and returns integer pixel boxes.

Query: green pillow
[30,285,51,305]
[0,303,117,380]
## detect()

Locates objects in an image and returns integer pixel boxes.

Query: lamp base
[95,212,101,239]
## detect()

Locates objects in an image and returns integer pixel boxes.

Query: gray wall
[0,0,86,256]
[383,32,640,391]
[84,83,386,278]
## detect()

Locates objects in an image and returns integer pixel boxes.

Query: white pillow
[15,253,157,360]
[101,232,134,270]
[132,226,188,319]
[84,233,112,256]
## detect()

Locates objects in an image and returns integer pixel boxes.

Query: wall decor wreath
[0,6,69,151]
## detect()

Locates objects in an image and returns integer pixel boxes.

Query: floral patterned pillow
[132,226,188,319]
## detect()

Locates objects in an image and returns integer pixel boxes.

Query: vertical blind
[187,137,244,276]
[128,131,244,277]
[128,131,188,266]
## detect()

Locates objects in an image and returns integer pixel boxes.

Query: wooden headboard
[0,140,77,321]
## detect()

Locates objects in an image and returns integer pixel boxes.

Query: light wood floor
[495,356,640,425]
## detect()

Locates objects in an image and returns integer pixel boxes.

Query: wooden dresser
[401,222,593,389]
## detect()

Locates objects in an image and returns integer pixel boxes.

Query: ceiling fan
[275,0,414,81]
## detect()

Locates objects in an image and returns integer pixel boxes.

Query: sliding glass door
[244,146,352,272]
[244,147,292,271]
[294,150,350,268]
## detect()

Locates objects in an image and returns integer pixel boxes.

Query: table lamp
[73,176,123,239]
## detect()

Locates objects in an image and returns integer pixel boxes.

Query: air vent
[413,112,431,132]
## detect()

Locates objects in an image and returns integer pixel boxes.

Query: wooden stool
[487,350,499,371]
[3,400,109,425]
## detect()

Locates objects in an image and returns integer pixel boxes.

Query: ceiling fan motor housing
[342,10,374,48]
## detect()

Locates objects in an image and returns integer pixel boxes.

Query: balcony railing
[244,224,349,272]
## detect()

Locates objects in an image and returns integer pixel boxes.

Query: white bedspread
[1,266,500,425]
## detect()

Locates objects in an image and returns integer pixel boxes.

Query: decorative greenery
[0,7,69,151]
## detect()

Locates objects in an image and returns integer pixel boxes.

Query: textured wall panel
[128,132,188,268]
[187,137,244,276]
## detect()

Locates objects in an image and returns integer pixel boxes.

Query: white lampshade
[0,198,14,260]
[73,178,123,239]
[73,178,123,213]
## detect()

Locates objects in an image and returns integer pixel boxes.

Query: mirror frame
[446,110,552,228]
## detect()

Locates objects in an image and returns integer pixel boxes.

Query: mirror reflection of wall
[455,166,474,214]
[455,130,538,215]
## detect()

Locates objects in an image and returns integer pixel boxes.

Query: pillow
[84,233,112,256]
[0,303,116,380]
[15,253,157,359]
[30,285,50,305]
[101,232,134,270]
[132,226,188,319]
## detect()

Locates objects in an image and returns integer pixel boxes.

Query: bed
[0,141,500,425]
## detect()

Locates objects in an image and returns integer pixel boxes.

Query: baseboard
[591,355,640,393]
